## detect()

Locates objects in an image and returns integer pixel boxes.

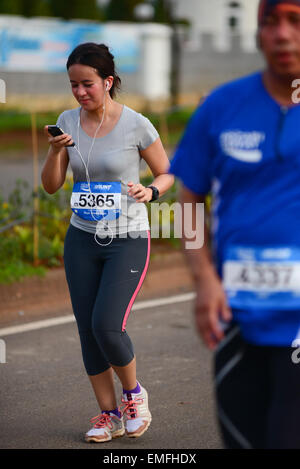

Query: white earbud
[106,82,109,91]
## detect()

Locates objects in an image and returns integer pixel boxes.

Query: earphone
[74,99,115,247]
[106,82,109,91]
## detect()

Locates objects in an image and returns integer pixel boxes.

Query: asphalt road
[0,298,223,450]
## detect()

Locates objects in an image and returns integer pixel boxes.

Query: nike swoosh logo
[131,269,139,273]
[226,148,262,162]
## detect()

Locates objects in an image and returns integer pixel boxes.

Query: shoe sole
[85,428,125,443]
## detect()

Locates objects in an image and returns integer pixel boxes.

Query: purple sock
[123,381,141,395]
[102,408,121,419]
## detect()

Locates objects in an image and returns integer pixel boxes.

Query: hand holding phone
[47,125,75,147]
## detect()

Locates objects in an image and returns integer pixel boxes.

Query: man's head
[257,0,300,78]
[258,0,300,26]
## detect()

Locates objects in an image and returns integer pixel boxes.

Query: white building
[172,0,260,52]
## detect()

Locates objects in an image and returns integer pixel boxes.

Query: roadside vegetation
[0,106,196,283]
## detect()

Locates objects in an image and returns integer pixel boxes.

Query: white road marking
[0,292,196,337]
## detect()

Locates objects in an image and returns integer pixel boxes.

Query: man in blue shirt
[170,0,300,449]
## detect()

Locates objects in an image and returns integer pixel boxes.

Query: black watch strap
[147,185,159,202]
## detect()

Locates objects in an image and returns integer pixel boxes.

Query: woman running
[41,42,174,443]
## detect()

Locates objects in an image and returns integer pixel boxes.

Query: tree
[49,0,103,20]
[0,0,105,18]
[0,0,23,14]
[21,0,52,17]
[105,0,143,22]
[0,0,52,16]
[153,0,172,24]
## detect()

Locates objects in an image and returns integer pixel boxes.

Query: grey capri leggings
[63,224,150,375]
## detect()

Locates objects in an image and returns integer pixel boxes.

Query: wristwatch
[147,185,160,202]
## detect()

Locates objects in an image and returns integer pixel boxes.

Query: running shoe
[85,412,125,443]
[120,385,152,438]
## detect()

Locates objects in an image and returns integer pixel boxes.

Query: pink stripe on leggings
[121,230,151,332]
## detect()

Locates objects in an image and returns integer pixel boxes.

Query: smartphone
[47,125,75,147]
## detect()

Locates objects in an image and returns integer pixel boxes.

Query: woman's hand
[44,126,74,152]
[41,127,70,194]
[127,181,153,203]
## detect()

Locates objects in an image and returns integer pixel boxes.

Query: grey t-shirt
[57,105,159,235]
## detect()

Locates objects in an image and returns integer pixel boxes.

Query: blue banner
[0,18,140,73]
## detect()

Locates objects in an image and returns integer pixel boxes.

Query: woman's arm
[127,137,174,202]
[41,126,72,194]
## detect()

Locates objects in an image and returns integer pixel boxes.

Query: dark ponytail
[66,42,121,98]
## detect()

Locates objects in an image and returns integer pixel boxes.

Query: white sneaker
[120,384,152,438]
[85,412,125,443]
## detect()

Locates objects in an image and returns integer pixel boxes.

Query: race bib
[222,246,300,309]
[71,182,121,222]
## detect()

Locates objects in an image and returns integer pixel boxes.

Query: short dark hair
[66,42,121,98]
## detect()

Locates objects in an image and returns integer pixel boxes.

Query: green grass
[0,110,61,133]
[0,106,195,153]
[145,106,194,126]
[0,141,27,152]
[0,260,46,284]
[0,107,195,136]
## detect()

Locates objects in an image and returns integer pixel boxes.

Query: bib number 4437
[222,246,300,309]
[232,263,294,290]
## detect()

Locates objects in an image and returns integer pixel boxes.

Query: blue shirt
[170,71,300,346]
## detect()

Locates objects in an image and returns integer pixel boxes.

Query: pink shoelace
[90,413,114,430]
[120,396,144,419]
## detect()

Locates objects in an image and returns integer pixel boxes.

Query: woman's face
[68,64,111,110]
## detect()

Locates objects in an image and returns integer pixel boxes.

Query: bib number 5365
[78,193,115,208]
